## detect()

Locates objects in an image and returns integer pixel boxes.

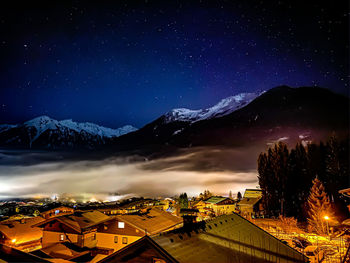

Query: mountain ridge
[0,86,348,151]
[163,91,263,123]
[0,116,137,150]
[111,86,349,151]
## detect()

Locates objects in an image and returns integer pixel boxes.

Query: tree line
[257,136,349,220]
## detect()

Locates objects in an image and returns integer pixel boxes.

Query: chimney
[180,208,199,228]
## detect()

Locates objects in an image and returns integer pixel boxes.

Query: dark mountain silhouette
[0,86,348,152]
[111,86,349,151]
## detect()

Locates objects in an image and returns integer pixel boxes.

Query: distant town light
[324,215,329,220]
[89,197,97,202]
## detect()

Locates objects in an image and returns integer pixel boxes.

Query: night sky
[0,0,348,128]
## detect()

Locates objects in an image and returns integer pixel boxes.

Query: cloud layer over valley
[0,147,262,200]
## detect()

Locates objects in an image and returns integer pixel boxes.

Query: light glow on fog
[0,147,260,200]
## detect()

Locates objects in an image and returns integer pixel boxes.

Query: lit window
[114,236,118,243]
[92,233,96,240]
[118,222,125,228]
[59,234,64,241]
[122,237,128,244]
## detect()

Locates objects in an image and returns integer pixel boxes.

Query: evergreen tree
[306,177,334,234]
[237,191,242,201]
[179,193,189,209]
[199,189,213,200]
[258,151,274,215]
[229,190,233,199]
[259,142,289,216]
[258,137,348,219]
[325,136,349,197]
[286,143,309,218]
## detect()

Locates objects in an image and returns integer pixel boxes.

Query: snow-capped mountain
[24,116,137,140]
[0,124,16,133]
[0,116,137,149]
[164,92,262,123]
[112,86,349,151]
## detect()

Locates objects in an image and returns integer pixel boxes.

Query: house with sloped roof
[92,215,145,261]
[92,208,182,261]
[39,205,74,219]
[243,189,263,198]
[237,189,263,218]
[32,208,182,262]
[33,210,113,250]
[101,213,308,263]
[0,216,45,252]
[116,208,183,236]
[97,236,177,263]
[199,196,236,216]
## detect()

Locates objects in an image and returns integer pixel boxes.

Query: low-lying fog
[0,146,264,200]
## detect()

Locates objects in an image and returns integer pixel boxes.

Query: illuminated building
[0,217,45,252]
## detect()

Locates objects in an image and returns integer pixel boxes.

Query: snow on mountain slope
[0,124,17,133]
[0,116,138,149]
[164,92,263,123]
[58,119,137,138]
[23,116,137,141]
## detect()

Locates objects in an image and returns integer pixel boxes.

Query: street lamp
[324,215,330,239]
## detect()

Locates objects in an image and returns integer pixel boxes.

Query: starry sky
[0,0,348,128]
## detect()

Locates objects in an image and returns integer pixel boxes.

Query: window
[122,237,128,244]
[59,234,64,241]
[114,236,118,243]
[92,233,96,240]
[118,222,125,228]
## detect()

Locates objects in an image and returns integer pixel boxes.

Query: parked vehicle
[304,246,324,263]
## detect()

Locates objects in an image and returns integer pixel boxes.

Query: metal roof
[204,196,228,204]
[0,216,44,243]
[238,197,261,206]
[34,210,112,233]
[117,208,183,235]
[152,213,307,263]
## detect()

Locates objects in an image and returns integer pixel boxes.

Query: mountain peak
[0,116,138,149]
[164,91,263,123]
[25,115,55,124]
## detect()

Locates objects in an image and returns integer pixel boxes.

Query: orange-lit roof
[96,219,144,237]
[117,208,182,235]
[0,217,44,244]
[40,206,74,214]
[34,210,113,233]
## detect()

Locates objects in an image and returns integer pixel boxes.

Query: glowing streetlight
[11,239,16,243]
[323,215,330,238]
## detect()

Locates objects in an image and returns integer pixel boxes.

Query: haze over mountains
[0,86,348,152]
